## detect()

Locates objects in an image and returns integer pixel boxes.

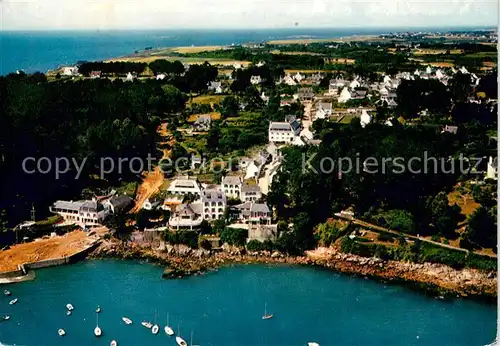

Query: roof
[269,122,291,131]
[235,202,270,214]
[109,195,133,209]
[241,184,261,193]
[52,200,84,211]
[201,188,226,203]
[222,176,243,186]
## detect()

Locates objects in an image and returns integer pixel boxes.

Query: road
[334,214,497,259]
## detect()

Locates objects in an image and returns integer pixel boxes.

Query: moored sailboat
[164,312,174,336]
[176,325,188,346]
[94,312,102,337]
[261,302,273,320]
[122,317,133,325]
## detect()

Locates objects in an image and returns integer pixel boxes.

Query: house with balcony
[168,203,204,230]
[221,176,243,199]
[232,202,271,224]
[268,115,302,144]
[201,188,227,221]
[241,183,262,202]
[50,199,109,227]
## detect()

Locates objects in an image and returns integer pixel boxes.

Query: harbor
[0,260,496,346]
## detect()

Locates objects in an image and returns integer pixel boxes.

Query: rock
[271,251,281,258]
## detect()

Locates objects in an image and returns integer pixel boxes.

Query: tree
[220,227,248,246]
[465,206,496,248]
[220,96,239,118]
[161,84,187,114]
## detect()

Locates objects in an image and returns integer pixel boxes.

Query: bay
[0,260,496,346]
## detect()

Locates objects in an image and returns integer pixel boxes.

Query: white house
[360,110,373,128]
[486,157,498,180]
[268,116,302,144]
[62,66,78,76]
[142,198,161,210]
[349,80,361,89]
[241,184,262,202]
[50,199,109,227]
[245,152,270,181]
[294,72,304,82]
[201,188,227,220]
[233,202,271,224]
[283,75,297,86]
[221,176,243,199]
[168,203,203,230]
[250,75,262,85]
[208,81,223,94]
[338,87,352,103]
[315,102,333,119]
[125,72,135,82]
[167,176,202,196]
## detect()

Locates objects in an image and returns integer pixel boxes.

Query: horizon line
[1,25,497,32]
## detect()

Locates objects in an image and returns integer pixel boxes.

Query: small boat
[110,340,118,346]
[3,290,11,296]
[66,310,72,316]
[94,312,102,337]
[9,298,18,305]
[176,336,188,346]
[122,317,132,325]
[261,302,273,320]
[308,343,320,346]
[66,303,74,311]
[151,310,159,334]
[141,321,153,329]
[176,326,188,346]
[58,329,66,336]
[164,312,174,336]
[96,305,101,313]
[0,315,10,322]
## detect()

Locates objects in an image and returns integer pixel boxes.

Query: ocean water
[0,27,490,75]
[0,260,496,346]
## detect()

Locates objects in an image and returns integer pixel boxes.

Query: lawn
[189,95,225,106]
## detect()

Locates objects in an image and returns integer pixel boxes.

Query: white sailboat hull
[94,327,102,337]
[165,326,174,336]
[176,336,187,346]
[122,317,133,325]
[152,325,159,334]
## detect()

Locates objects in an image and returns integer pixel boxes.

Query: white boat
[164,312,174,336]
[308,343,320,346]
[3,290,11,296]
[176,326,188,346]
[122,317,132,325]
[261,302,273,320]
[94,313,102,337]
[96,305,101,313]
[0,315,10,322]
[151,310,159,334]
[66,303,74,311]
[9,298,18,305]
[58,329,66,336]
[66,310,72,316]
[110,340,118,346]
[176,336,188,346]
[141,321,153,329]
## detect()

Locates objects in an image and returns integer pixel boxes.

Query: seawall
[0,241,101,284]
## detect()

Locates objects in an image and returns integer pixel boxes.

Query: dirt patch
[171,46,223,54]
[0,230,97,272]
[187,112,221,123]
[448,190,480,217]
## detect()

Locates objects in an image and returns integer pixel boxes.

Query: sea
[0,260,496,346]
[0,27,494,75]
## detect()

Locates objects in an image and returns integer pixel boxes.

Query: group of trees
[78,61,147,76]
[0,73,188,225]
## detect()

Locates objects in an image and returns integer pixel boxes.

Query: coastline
[90,240,497,304]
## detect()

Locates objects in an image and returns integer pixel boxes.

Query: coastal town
[0,27,498,330]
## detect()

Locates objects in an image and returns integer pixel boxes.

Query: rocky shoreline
[90,241,497,303]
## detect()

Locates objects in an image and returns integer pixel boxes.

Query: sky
[1,0,498,30]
